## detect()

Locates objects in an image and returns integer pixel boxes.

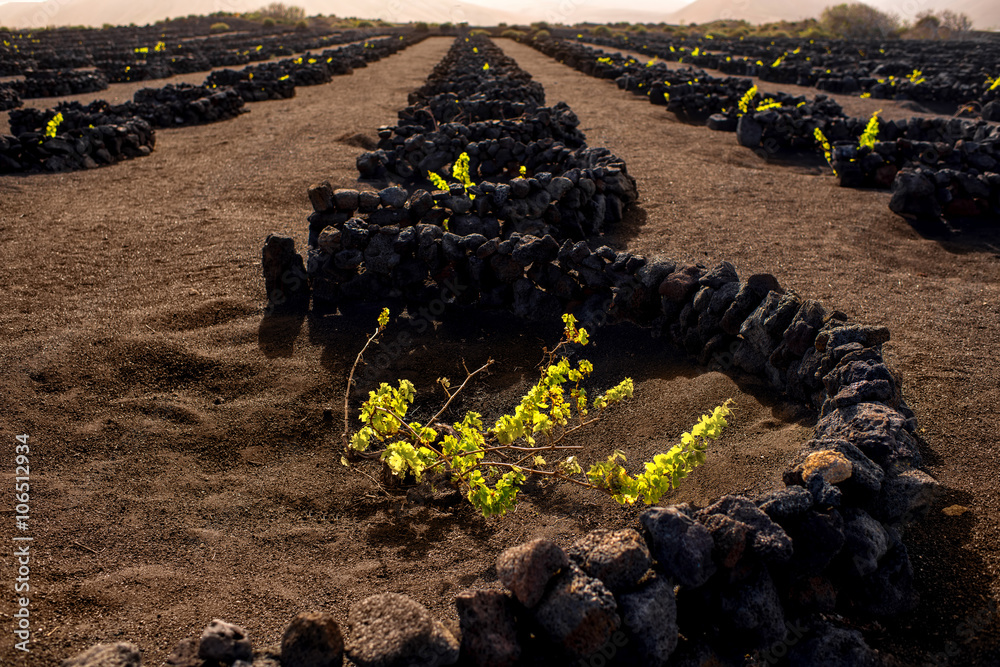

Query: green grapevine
[343,312,734,517]
[814,127,837,176]
[426,152,477,200]
[738,85,758,115]
[452,151,475,191]
[858,110,881,150]
[43,112,63,141]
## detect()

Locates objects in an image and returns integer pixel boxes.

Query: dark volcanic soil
[0,35,998,666]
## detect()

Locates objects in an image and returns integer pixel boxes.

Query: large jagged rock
[262,234,310,311]
[62,643,141,667]
[890,168,940,220]
[736,114,763,147]
[640,506,716,589]
[734,291,800,377]
[755,486,814,522]
[715,566,788,648]
[788,623,880,667]
[455,590,520,667]
[876,464,939,523]
[618,575,679,665]
[496,538,569,608]
[533,563,621,658]
[814,402,922,468]
[345,593,459,667]
[164,638,201,667]
[281,612,344,667]
[840,508,890,577]
[199,619,252,663]
[696,495,794,565]
[784,438,885,509]
[567,528,651,594]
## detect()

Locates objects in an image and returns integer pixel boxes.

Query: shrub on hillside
[821,3,901,39]
[801,25,834,39]
[258,2,305,21]
[905,10,972,39]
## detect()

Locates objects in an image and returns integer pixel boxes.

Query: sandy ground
[0,35,997,665]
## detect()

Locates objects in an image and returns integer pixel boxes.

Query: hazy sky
[0,0,693,8]
[467,0,692,10]
[0,0,971,26]
[0,0,697,25]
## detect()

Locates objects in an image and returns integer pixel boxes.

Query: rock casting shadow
[906,216,1000,255]
[258,309,306,358]
[605,203,648,250]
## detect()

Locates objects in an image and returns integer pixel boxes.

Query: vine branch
[342,317,388,449]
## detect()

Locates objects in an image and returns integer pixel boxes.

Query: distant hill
[669,0,830,26]
[491,0,688,25]
[669,0,1000,31]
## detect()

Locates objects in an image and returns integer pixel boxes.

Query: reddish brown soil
[0,35,998,666]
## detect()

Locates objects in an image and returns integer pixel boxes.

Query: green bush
[414,21,429,32]
[821,3,901,39]
[261,17,276,27]
[904,10,972,39]
[501,29,527,40]
[258,2,305,21]
[43,112,63,140]
[209,22,231,33]
[533,29,551,40]
[800,25,834,39]
[591,25,612,36]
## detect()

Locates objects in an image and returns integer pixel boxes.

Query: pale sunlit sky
[0,0,983,28]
